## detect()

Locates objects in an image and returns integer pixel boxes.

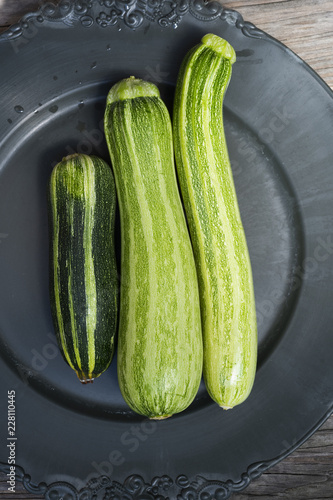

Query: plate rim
[0,1,332,498]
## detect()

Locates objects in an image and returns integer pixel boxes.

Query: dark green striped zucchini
[48,153,118,383]
[173,34,257,409]
[104,77,203,419]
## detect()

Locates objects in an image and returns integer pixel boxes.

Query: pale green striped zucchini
[104,77,203,419]
[48,153,118,383]
[173,34,257,409]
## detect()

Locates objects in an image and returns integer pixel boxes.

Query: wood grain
[221,0,333,89]
[0,1,332,499]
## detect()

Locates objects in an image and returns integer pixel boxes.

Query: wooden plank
[233,414,333,498]
[223,0,294,6]
[0,1,332,499]
[0,0,49,25]
[221,0,333,89]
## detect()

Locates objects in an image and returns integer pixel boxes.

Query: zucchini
[48,153,118,383]
[104,77,203,419]
[173,34,257,409]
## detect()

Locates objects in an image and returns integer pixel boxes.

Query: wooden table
[0,1,332,498]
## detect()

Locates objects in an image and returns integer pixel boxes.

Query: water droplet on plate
[90,61,97,69]
[78,101,84,109]
[53,75,58,81]
[7,118,12,124]
[14,105,24,114]
[49,105,58,113]
[106,44,111,51]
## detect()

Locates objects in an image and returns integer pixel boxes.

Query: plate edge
[1,0,332,97]
[0,0,332,498]
[0,406,332,499]
[0,0,265,41]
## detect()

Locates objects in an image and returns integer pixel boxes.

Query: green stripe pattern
[104,77,203,419]
[173,34,257,409]
[48,154,118,382]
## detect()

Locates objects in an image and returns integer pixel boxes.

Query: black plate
[0,1,333,498]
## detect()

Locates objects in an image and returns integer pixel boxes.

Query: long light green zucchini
[104,77,203,419]
[48,153,118,383]
[173,34,257,409]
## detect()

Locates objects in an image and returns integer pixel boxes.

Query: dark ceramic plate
[0,1,333,498]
